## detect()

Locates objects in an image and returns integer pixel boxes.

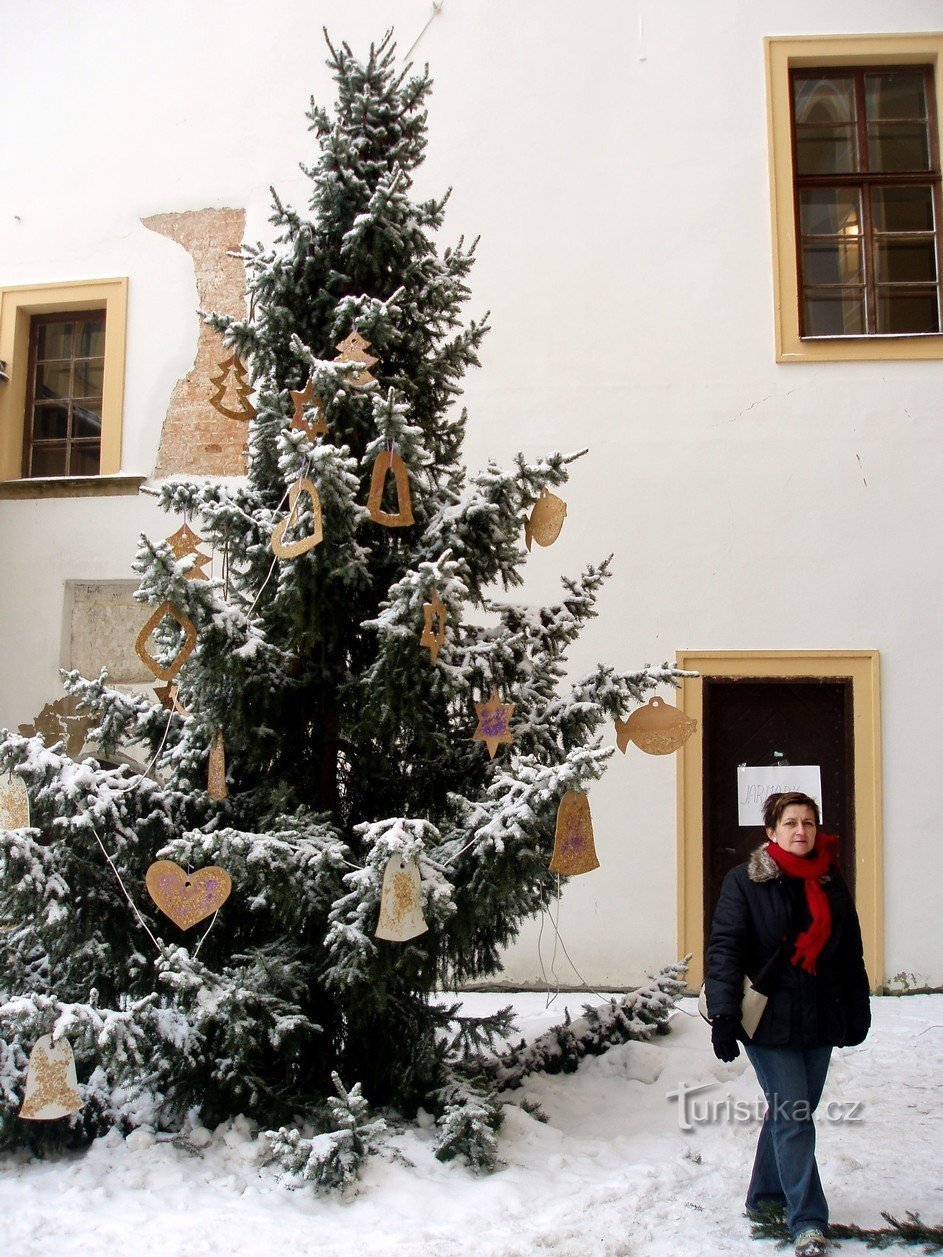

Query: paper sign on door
[737,764,823,827]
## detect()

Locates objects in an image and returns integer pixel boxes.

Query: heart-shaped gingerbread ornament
[271,477,323,559]
[145,860,232,930]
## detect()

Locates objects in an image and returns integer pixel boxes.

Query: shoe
[794,1229,827,1256]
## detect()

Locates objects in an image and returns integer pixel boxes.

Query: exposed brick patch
[143,208,251,478]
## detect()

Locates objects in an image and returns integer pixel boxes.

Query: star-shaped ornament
[472,687,515,759]
[165,523,211,581]
[420,590,447,663]
[154,682,190,718]
[289,378,328,441]
[334,330,379,386]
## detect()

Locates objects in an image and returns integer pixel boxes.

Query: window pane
[74,359,104,398]
[877,288,940,333]
[73,401,102,439]
[31,402,69,441]
[872,186,935,233]
[867,122,931,171]
[875,239,938,284]
[36,321,74,361]
[793,77,856,124]
[30,443,68,477]
[795,125,857,174]
[76,318,105,358]
[803,288,867,336]
[802,239,864,285]
[799,188,862,237]
[69,442,101,476]
[865,72,928,120]
[35,361,71,400]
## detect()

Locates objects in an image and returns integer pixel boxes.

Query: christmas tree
[0,33,683,1181]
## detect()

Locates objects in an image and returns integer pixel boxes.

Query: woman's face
[767,804,817,856]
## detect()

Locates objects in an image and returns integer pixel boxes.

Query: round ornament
[525,488,567,552]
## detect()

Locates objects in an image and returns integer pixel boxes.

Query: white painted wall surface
[1,0,941,986]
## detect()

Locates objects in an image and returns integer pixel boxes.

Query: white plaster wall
[2,0,941,987]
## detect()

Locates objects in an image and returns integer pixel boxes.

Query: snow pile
[0,992,940,1256]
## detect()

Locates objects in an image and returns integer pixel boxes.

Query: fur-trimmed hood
[748,842,832,883]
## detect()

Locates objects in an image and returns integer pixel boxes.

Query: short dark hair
[763,791,821,830]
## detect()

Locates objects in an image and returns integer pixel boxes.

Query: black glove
[711,1014,740,1062]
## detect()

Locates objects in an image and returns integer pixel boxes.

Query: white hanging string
[90,824,162,957]
[192,910,219,958]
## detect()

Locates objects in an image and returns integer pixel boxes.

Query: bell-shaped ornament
[615,696,697,756]
[0,772,30,829]
[19,1035,83,1121]
[549,790,599,875]
[368,450,414,527]
[375,853,428,942]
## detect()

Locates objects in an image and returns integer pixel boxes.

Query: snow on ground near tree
[1,992,940,1257]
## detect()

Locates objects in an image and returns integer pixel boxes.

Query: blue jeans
[744,1045,832,1239]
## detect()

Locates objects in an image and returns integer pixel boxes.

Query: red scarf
[765,832,839,974]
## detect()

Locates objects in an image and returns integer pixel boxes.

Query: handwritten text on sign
[737,765,823,827]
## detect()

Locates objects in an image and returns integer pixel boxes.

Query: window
[792,67,941,338]
[766,34,943,362]
[0,277,128,488]
[24,312,105,477]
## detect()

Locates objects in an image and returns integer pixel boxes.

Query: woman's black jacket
[705,843,871,1048]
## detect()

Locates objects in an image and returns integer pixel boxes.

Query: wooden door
[702,677,855,955]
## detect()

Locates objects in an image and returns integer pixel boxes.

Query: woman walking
[705,791,871,1257]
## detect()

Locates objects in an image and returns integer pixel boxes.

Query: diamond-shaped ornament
[135,602,198,683]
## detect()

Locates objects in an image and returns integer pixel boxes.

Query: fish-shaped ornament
[375,854,428,942]
[0,773,30,829]
[615,696,698,756]
[524,488,567,552]
[19,1035,83,1121]
[549,790,599,876]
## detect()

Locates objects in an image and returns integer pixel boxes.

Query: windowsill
[801,332,943,342]
[0,474,146,500]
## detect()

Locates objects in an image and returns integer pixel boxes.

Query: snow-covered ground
[1,992,940,1256]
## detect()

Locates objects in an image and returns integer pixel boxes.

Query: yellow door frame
[676,650,883,992]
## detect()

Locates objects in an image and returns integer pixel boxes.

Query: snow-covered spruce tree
[0,33,683,1175]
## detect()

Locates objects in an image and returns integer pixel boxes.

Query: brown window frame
[789,63,943,339]
[22,309,106,478]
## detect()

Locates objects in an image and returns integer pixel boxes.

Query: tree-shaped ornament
[472,688,515,759]
[615,696,697,755]
[134,602,198,683]
[166,522,211,581]
[375,854,427,942]
[19,1036,83,1121]
[271,478,324,558]
[289,377,328,441]
[334,329,379,386]
[419,590,447,663]
[145,861,232,930]
[0,772,29,829]
[367,449,414,527]
[525,488,567,552]
[549,790,599,875]
[209,352,257,422]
